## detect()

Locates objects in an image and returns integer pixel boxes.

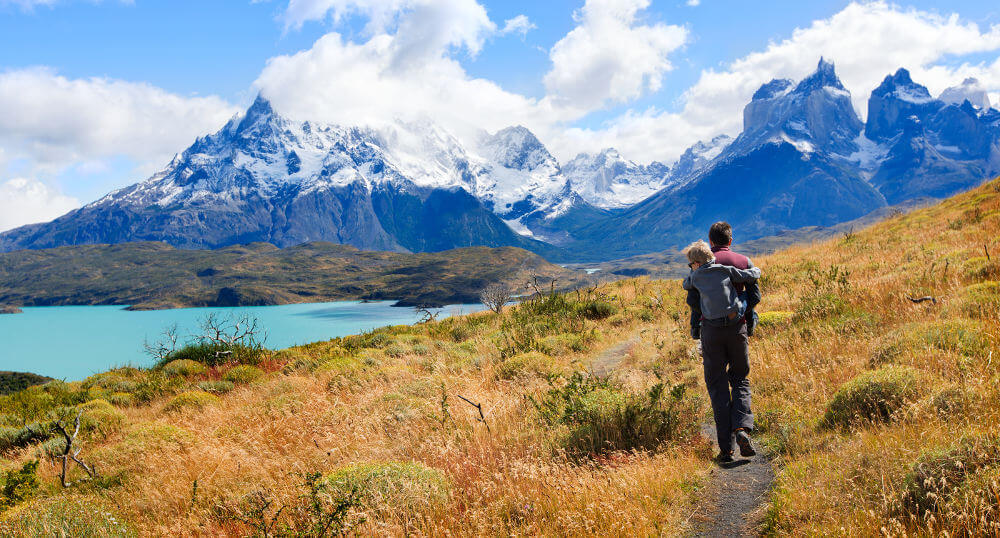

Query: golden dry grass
[2,177,999,536]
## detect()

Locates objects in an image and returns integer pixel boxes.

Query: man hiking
[682,222,761,463]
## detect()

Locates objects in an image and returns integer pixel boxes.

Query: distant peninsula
[0,306,22,314]
[0,241,588,310]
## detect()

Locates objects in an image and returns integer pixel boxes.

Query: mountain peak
[940,77,992,110]
[872,69,933,103]
[480,126,554,171]
[236,94,279,133]
[793,57,846,94]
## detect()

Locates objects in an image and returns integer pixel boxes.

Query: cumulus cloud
[543,0,688,110]
[0,67,238,175]
[562,1,1000,162]
[281,0,495,59]
[500,14,535,38]
[0,177,79,232]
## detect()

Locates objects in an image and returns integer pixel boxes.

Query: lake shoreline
[0,301,485,381]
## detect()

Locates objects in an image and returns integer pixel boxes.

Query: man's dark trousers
[701,321,754,453]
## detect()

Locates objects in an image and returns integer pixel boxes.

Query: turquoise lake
[0,301,484,381]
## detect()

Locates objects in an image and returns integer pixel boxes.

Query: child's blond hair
[683,240,714,265]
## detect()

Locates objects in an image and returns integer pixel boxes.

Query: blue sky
[1,0,1000,231]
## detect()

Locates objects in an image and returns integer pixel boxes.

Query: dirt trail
[589,335,776,537]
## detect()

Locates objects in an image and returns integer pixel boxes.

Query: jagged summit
[739,57,861,155]
[793,57,847,93]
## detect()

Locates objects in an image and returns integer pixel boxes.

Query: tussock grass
[0,176,996,535]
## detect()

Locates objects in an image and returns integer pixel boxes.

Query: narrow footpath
[590,335,777,537]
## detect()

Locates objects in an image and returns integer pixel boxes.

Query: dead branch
[906,295,936,304]
[456,394,490,433]
[414,305,440,324]
[480,283,513,314]
[51,410,97,487]
[986,243,991,262]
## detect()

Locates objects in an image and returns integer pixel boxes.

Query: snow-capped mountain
[559,59,1000,259]
[2,59,998,262]
[0,97,564,255]
[865,69,1000,204]
[561,148,671,209]
[940,77,992,110]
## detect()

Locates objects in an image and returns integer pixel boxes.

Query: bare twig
[986,243,991,262]
[906,295,937,304]
[480,283,513,314]
[51,409,97,487]
[456,394,490,433]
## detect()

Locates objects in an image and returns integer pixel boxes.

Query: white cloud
[543,0,688,110]
[561,1,1000,163]
[0,67,238,175]
[500,14,535,38]
[686,0,700,6]
[280,0,495,59]
[0,177,79,232]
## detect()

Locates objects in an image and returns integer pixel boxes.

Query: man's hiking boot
[735,429,756,457]
[715,451,735,464]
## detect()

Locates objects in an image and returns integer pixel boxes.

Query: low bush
[161,359,207,377]
[530,372,700,457]
[0,494,133,537]
[325,461,449,518]
[578,300,617,320]
[162,391,219,413]
[197,380,235,394]
[78,399,127,440]
[917,320,990,358]
[0,460,39,511]
[822,366,922,429]
[757,311,794,331]
[0,423,51,452]
[108,392,135,407]
[960,281,1000,317]
[494,351,557,380]
[223,365,264,385]
[899,434,1000,517]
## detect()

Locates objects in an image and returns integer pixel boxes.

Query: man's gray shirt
[682,261,761,321]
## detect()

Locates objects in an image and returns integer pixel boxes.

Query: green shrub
[917,320,989,358]
[757,311,794,330]
[900,434,1000,516]
[0,424,51,452]
[161,359,207,377]
[223,365,264,385]
[495,351,555,380]
[78,399,127,439]
[931,385,972,417]
[162,391,219,413]
[578,300,617,320]
[197,380,235,394]
[165,340,264,367]
[960,281,1000,317]
[325,461,449,517]
[822,366,922,429]
[530,372,700,457]
[0,381,86,423]
[0,460,38,511]
[108,392,135,407]
[0,494,133,537]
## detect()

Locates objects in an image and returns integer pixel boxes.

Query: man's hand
[691,326,701,340]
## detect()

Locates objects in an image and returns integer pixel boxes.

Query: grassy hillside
[0,178,996,535]
[0,242,587,309]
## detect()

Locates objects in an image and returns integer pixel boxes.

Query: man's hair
[709,221,733,246]
[683,240,714,265]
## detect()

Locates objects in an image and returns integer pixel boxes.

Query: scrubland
[0,177,998,536]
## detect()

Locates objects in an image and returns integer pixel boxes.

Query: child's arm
[727,265,760,284]
[686,288,702,339]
